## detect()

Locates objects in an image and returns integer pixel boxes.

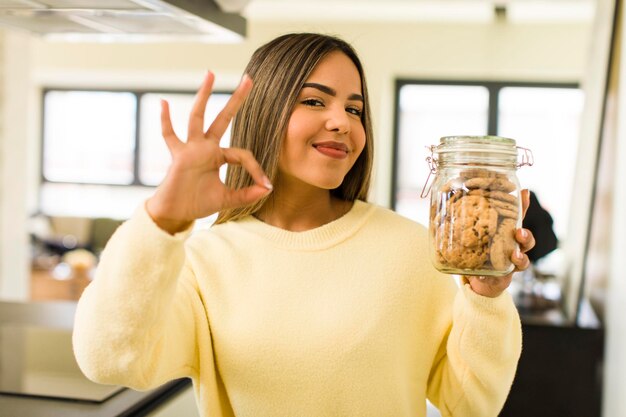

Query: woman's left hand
[464,189,536,298]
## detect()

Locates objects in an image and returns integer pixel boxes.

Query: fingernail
[521,229,528,239]
[263,176,273,190]
[515,249,523,260]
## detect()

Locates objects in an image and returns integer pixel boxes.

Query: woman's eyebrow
[302,82,364,102]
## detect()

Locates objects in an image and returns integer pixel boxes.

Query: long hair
[215,33,374,224]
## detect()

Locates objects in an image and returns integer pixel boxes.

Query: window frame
[39,86,233,188]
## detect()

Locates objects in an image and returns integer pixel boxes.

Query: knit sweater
[73,200,522,417]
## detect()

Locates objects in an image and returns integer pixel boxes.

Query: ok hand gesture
[146,72,272,234]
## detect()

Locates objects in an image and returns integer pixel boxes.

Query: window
[40,88,232,219]
[43,91,137,185]
[498,86,584,238]
[392,80,583,241]
[394,84,489,226]
[138,93,232,186]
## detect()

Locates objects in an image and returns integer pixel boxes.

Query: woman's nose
[325,106,350,134]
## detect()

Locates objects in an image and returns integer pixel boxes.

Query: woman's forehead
[303,52,362,93]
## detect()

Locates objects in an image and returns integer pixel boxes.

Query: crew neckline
[234,200,376,251]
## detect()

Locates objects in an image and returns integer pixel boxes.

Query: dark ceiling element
[494,4,507,21]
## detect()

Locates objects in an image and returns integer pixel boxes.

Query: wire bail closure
[420,145,438,198]
[517,146,534,168]
[420,144,532,198]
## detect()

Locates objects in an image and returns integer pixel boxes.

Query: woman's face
[278,51,366,192]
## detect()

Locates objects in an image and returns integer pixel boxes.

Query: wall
[0,30,32,300]
[0,18,591,300]
[582,0,620,324]
[603,2,626,415]
[0,32,4,299]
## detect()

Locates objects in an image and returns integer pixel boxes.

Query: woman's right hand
[146,72,273,234]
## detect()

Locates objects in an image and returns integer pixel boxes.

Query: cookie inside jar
[430,167,521,276]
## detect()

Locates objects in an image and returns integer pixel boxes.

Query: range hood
[0,0,248,42]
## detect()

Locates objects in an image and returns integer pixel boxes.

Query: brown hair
[215,33,374,224]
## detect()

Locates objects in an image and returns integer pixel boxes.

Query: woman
[73,33,534,417]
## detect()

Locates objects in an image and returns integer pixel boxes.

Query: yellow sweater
[73,200,522,417]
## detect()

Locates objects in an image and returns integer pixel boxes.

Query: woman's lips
[313,141,349,160]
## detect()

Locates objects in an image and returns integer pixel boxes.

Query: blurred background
[1,1,625,416]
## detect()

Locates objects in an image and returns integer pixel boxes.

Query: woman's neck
[255,183,352,232]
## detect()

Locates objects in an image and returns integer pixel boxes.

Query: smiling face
[278,51,366,193]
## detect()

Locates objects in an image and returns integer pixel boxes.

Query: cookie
[431,212,442,240]
[445,190,466,212]
[489,177,517,193]
[441,241,489,270]
[464,177,495,190]
[489,218,518,271]
[434,194,495,270]
[489,199,519,219]
[430,166,521,273]
[468,189,519,205]
[464,176,516,193]
[441,177,464,193]
[452,195,498,247]
[430,198,439,222]
[459,168,496,179]
[434,247,447,265]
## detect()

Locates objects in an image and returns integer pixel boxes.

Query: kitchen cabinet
[500,302,604,417]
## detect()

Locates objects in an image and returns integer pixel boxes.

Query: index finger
[188,71,215,138]
[205,74,253,141]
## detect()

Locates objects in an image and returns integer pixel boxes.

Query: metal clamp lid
[516,146,534,168]
[420,144,534,199]
[420,145,438,198]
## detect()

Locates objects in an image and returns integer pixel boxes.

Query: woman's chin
[317,179,345,190]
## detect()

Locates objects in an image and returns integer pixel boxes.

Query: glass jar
[425,135,533,276]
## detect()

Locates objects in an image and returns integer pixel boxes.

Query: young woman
[73,33,535,417]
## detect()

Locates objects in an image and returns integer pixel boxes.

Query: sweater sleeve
[427,283,522,417]
[72,203,208,391]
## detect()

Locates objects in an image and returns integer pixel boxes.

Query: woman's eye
[346,107,363,117]
[302,98,323,107]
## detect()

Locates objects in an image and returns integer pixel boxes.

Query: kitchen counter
[0,301,191,417]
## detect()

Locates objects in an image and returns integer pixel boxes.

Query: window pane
[39,183,155,219]
[498,87,584,239]
[395,84,489,226]
[138,92,232,186]
[43,91,136,184]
